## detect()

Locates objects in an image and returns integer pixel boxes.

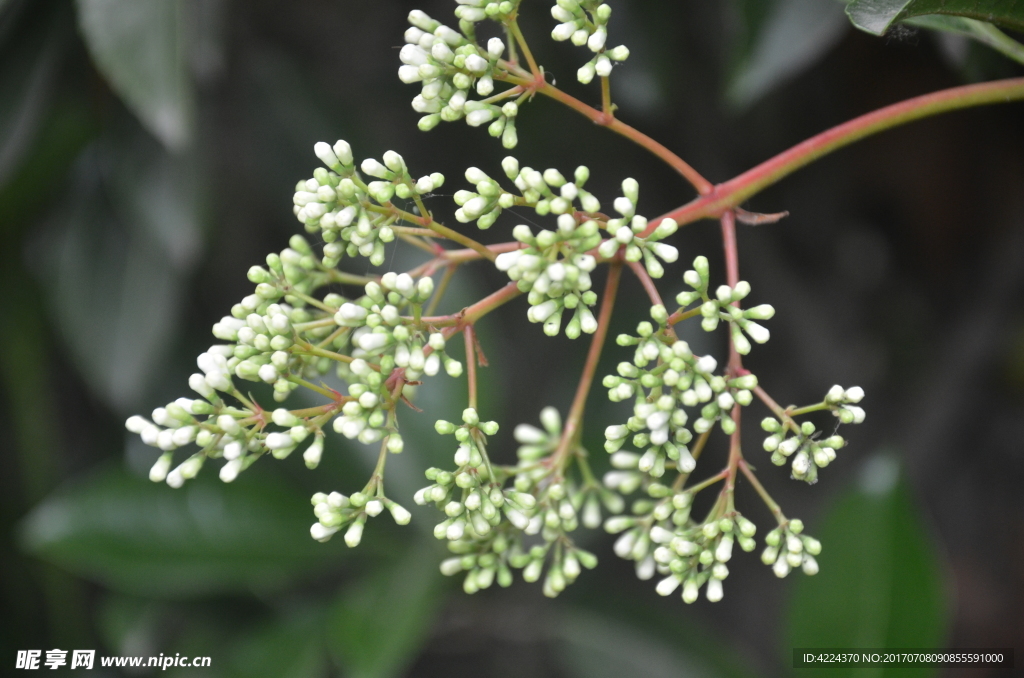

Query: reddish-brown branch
[720,211,743,376]
[464,325,478,410]
[502,73,713,195]
[725,404,743,494]
[552,262,623,470]
[626,260,664,308]
[642,77,1024,237]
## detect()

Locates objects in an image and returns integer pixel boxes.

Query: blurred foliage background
[1,0,1023,676]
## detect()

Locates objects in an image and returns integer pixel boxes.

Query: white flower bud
[149,454,172,482]
[344,520,364,547]
[464,54,488,73]
[165,467,185,488]
[613,531,637,557]
[360,158,390,178]
[389,502,411,525]
[606,45,630,61]
[303,436,324,468]
[706,578,723,602]
[715,536,734,562]
[613,197,634,217]
[745,304,775,320]
[314,141,339,168]
[744,322,770,344]
[171,426,196,446]
[219,458,243,483]
[156,429,176,451]
[844,386,865,403]
[272,408,299,427]
[779,436,801,455]
[258,364,278,383]
[527,300,559,323]
[514,424,546,444]
[311,523,339,542]
[487,37,504,57]
[265,432,293,450]
[695,355,717,374]
[551,21,576,41]
[656,575,681,596]
[649,242,678,263]
[577,61,596,84]
[399,44,429,66]
[357,332,390,351]
[466,108,495,127]
[383,151,406,173]
[332,140,353,166]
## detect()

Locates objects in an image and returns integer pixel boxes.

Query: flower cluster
[761,385,864,484]
[126,143,467,553]
[454,157,602,229]
[674,255,775,353]
[399,10,523,146]
[120,1,877,610]
[596,179,680,278]
[126,393,327,490]
[603,308,758,461]
[761,519,821,578]
[478,172,681,336]
[309,485,412,545]
[294,141,444,267]
[419,408,612,596]
[605,490,760,602]
[549,1,630,84]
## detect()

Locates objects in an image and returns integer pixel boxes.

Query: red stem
[720,211,743,376]
[464,325,478,410]
[626,260,664,307]
[552,262,623,470]
[521,79,714,195]
[643,77,1024,236]
[725,404,742,493]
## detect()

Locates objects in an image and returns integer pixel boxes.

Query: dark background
[1,0,1022,676]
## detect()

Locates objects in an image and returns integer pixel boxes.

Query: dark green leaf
[19,465,357,597]
[787,454,948,678]
[226,608,329,678]
[74,0,194,150]
[30,127,200,410]
[0,1,67,189]
[905,15,1024,65]
[555,608,721,678]
[728,0,849,108]
[327,542,444,678]
[846,0,1024,36]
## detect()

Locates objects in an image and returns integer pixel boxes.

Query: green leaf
[555,608,721,678]
[19,465,357,597]
[905,14,1024,65]
[846,0,1024,36]
[74,0,193,150]
[30,127,201,411]
[786,454,949,677]
[728,0,850,108]
[0,1,67,189]
[327,542,444,678]
[226,608,330,678]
